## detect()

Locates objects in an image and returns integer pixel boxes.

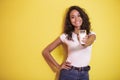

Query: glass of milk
[80,30,86,44]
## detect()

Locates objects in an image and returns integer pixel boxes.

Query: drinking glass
[80,30,86,44]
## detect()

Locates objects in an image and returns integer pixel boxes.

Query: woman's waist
[66,57,91,67]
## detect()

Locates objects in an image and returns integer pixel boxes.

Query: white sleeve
[60,33,66,43]
[89,31,96,35]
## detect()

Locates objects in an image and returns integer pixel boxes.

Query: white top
[60,32,95,67]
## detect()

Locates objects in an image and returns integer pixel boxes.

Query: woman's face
[70,9,83,29]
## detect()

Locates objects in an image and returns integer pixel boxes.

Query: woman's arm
[83,34,96,47]
[42,37,62,72]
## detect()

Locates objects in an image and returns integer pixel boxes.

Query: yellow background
[0,0,120,80]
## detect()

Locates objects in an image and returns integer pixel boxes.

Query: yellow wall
[0,0,120,80]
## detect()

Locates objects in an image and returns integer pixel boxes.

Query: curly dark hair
[64,6,91,40]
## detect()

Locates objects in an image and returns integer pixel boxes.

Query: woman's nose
[75,17,79,21]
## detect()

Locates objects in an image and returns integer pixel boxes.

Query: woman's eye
[78,15,81,17]
[71,16,75,19]
[72,17,74,18]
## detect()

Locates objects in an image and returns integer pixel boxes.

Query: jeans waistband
[71,66,90,71]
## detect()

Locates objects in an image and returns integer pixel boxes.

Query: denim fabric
[59,67,90,80]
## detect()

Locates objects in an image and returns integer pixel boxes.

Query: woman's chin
[74,26,80,29]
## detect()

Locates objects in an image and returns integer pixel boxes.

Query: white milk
[80,30,86,44]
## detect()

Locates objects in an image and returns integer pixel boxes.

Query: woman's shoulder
[59,33,68,42]
[60,33,67,38]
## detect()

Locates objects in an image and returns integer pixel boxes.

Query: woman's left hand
[81,34,96,47]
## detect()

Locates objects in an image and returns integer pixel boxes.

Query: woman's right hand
[59,61,72,70]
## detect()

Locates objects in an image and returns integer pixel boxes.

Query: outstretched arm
[83,34,96,47]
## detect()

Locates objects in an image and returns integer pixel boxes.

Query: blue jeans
[59,66,90,80]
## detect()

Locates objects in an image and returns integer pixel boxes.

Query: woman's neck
[74,29,80,34]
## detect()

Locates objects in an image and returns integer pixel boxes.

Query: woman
[42,5,96,80]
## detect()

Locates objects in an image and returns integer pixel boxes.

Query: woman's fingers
[60,61,72,70]
[65,61,71,66]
